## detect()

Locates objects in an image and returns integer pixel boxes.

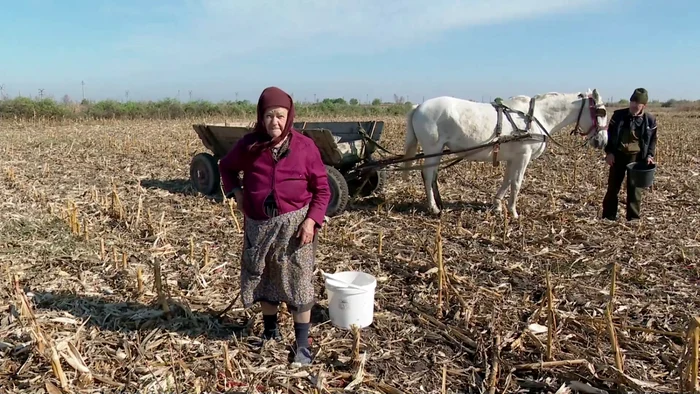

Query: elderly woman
[218,86,331,365]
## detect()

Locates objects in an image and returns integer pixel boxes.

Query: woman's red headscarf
[248,86,296,153]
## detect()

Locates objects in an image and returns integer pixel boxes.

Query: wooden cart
[189,121,386,217]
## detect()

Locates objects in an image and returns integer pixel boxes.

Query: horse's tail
[401,104,420,181]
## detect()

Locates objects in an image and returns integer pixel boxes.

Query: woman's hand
[232,189,244,213]
[296,218,316,245]
[605,153,615,166]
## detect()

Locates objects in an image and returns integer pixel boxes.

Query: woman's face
[263,106,289,139]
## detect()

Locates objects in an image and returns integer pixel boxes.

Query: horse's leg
[491,160,514,214]
[421,155,443,215]
[506,153,532,219]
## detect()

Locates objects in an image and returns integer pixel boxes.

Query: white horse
[401,89,608,218]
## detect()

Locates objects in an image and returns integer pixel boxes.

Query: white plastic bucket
[324,271,377,330]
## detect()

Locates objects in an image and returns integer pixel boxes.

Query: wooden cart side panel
[194,125,254,158]
[193,121,384,166]
[298,128,343,166]
[294,121,385,164]
[293,121,384,143]
[192,124,218,154]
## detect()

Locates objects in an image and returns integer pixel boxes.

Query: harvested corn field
[1,109,700,393]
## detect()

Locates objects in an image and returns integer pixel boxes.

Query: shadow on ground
[31,290,330,341]
[349,196,492,215]
[138,178,492,217]
[139,178,223,202]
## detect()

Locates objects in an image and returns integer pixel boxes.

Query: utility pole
[38,88,45,99]
[0,84,5,99]
[81,81,85,101]
[125,90,129,101]
[189,90,192,101]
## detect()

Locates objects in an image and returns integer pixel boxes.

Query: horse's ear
[592,88,601,101]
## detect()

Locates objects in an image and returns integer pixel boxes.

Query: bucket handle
[323,272,367,292]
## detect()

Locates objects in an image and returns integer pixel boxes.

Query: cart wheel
[190,152,220,195]
[325,165,349,217]
[348,168,387,198]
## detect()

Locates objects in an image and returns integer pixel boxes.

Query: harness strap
[495,104,504,137]
[493,104,505,166]
[572,95,586,135]
[491,142,500,167]
[376,133,546,173]
[491,97,538,166]
[493,99,566,149]
[525,97,536,132]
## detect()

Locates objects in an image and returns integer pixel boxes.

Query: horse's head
[572,88,608,150]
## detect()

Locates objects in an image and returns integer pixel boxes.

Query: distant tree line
[612,98,700,110]
[0,95,698,121]
[0,95,416,120]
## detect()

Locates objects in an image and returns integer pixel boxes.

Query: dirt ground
[1,109,699,393]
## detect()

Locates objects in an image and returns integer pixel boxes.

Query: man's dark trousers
[602,152,643,221]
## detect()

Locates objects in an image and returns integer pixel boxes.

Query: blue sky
[1,0,697,103]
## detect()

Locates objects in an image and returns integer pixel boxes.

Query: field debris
[1,109,699,393]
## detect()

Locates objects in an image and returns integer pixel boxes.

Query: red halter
[572,93,606,137]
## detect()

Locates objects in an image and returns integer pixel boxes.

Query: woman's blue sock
[294,322,311,348]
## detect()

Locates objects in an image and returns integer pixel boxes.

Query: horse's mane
[509,92,568,101]
[507,91,584,105]
[533,92,567,99]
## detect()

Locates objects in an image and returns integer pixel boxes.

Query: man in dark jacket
[602,88,658,221]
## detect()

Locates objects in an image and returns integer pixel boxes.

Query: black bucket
[626,161,656,188]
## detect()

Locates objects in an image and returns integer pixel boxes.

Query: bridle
[572,93,607,145]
